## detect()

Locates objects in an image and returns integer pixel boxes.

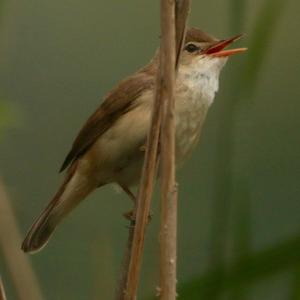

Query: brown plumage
[60,65,156,172]
[185,27,216,43]
[22,28,245,253]
[22,61,158,253]
[60,28,215,172]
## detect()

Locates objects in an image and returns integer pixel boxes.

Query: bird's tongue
[205,34,247,57]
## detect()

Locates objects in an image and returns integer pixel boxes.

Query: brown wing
[60,69,155,172]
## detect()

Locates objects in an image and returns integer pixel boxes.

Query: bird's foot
[123,209,136,223]
[139,144,146,152]
[123,210,153,224]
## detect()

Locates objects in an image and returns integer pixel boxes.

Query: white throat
[177,56,227,106]
[174,56,228,162]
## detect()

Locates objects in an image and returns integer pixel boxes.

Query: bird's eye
[185,43,200,53]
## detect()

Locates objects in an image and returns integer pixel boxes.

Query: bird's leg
[120,185,137,223]
[121,185,137,205]
[120,185,152,224]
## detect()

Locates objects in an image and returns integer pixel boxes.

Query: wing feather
[60,69,155,172]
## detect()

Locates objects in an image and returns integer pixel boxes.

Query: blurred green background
[0,0,300,299]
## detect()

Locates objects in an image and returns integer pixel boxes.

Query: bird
[21,28,246,253]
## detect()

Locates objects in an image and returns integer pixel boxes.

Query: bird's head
[179,28,247,74]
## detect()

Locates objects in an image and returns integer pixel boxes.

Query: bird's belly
[175,91,210,164]
[89,88,212,187]
[111,94,210,187]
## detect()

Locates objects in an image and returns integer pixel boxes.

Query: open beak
[205,34,247,57]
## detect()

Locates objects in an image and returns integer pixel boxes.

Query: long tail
[22,164,96,254]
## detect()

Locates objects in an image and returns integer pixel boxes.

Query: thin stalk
[158,0,177,298]
[123,1,190,298]
[124,53,163,300]
[0,277,7,300]
[0,178,44,300]
[115,219,136,300]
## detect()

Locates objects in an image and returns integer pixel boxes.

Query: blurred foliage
[179,235,300,298]
[187,0,291,300]
[0,0,299,299]
[240,0,287,95]
[0,102,14,137]
[292,266,300,300]
[229,0,246,32]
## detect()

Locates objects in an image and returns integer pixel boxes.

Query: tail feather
[22,164,96,253]
[21,205,57,253]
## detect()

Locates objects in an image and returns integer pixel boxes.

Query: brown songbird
[22,28,246,253]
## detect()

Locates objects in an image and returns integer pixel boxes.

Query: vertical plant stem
[0,178,44,300]
[159,0,177,298]
[124,51,163,300]
[0,277,7,300]
[115,220,136,300]
[122,2,190,299]
[175,0,191,67]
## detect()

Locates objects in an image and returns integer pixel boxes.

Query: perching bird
[22,28,246,253]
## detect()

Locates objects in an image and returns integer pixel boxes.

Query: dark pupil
[185,43,199,53]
